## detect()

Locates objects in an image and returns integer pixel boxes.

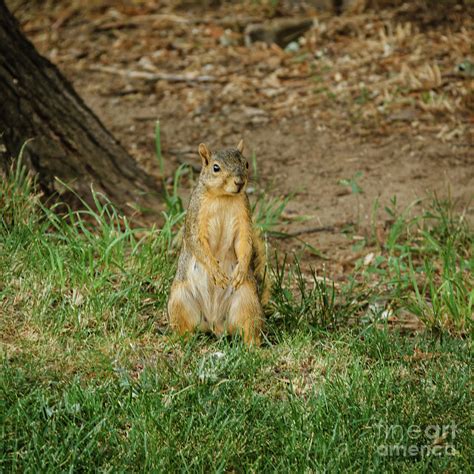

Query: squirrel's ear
[198,143,211,166]
[237,139,244,154]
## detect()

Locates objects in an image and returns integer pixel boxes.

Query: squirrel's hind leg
[168,282,201,337]
[227,281,263,346]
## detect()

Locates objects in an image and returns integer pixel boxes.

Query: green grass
[354,195,473,334]
[0,162,472,472]
[2,332,471,471]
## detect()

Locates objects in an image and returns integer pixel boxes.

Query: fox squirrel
[168,140,269,345]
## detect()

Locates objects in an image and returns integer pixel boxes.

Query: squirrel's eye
[213,164,220,172]
[246,161,249,169]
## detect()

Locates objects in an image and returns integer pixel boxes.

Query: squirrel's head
[198,140,249,196]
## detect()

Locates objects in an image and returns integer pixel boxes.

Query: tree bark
[0,0,160,213]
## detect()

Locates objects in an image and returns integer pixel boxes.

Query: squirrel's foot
[231,264,247,290]
[212,268,229,288]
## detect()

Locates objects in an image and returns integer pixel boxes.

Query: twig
[93,14,191,31]
[93,14,261,30]
[277,221,354,239]
[280,225,335,238]
[90,65,220,83]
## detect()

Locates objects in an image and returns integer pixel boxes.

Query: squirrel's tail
[253,229,270,307]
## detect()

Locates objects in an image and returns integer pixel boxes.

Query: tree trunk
[0,0,160,213]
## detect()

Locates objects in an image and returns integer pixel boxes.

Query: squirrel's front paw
[231,265,247,289]
[212,269,229,288]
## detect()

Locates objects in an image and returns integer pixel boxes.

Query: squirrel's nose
[234,178,244,191]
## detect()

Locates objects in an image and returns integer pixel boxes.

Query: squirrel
[167,140,269,346]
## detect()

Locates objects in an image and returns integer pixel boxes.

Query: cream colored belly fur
[188,212,239,331]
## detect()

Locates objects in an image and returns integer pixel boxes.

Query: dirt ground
[8,0,473,276]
